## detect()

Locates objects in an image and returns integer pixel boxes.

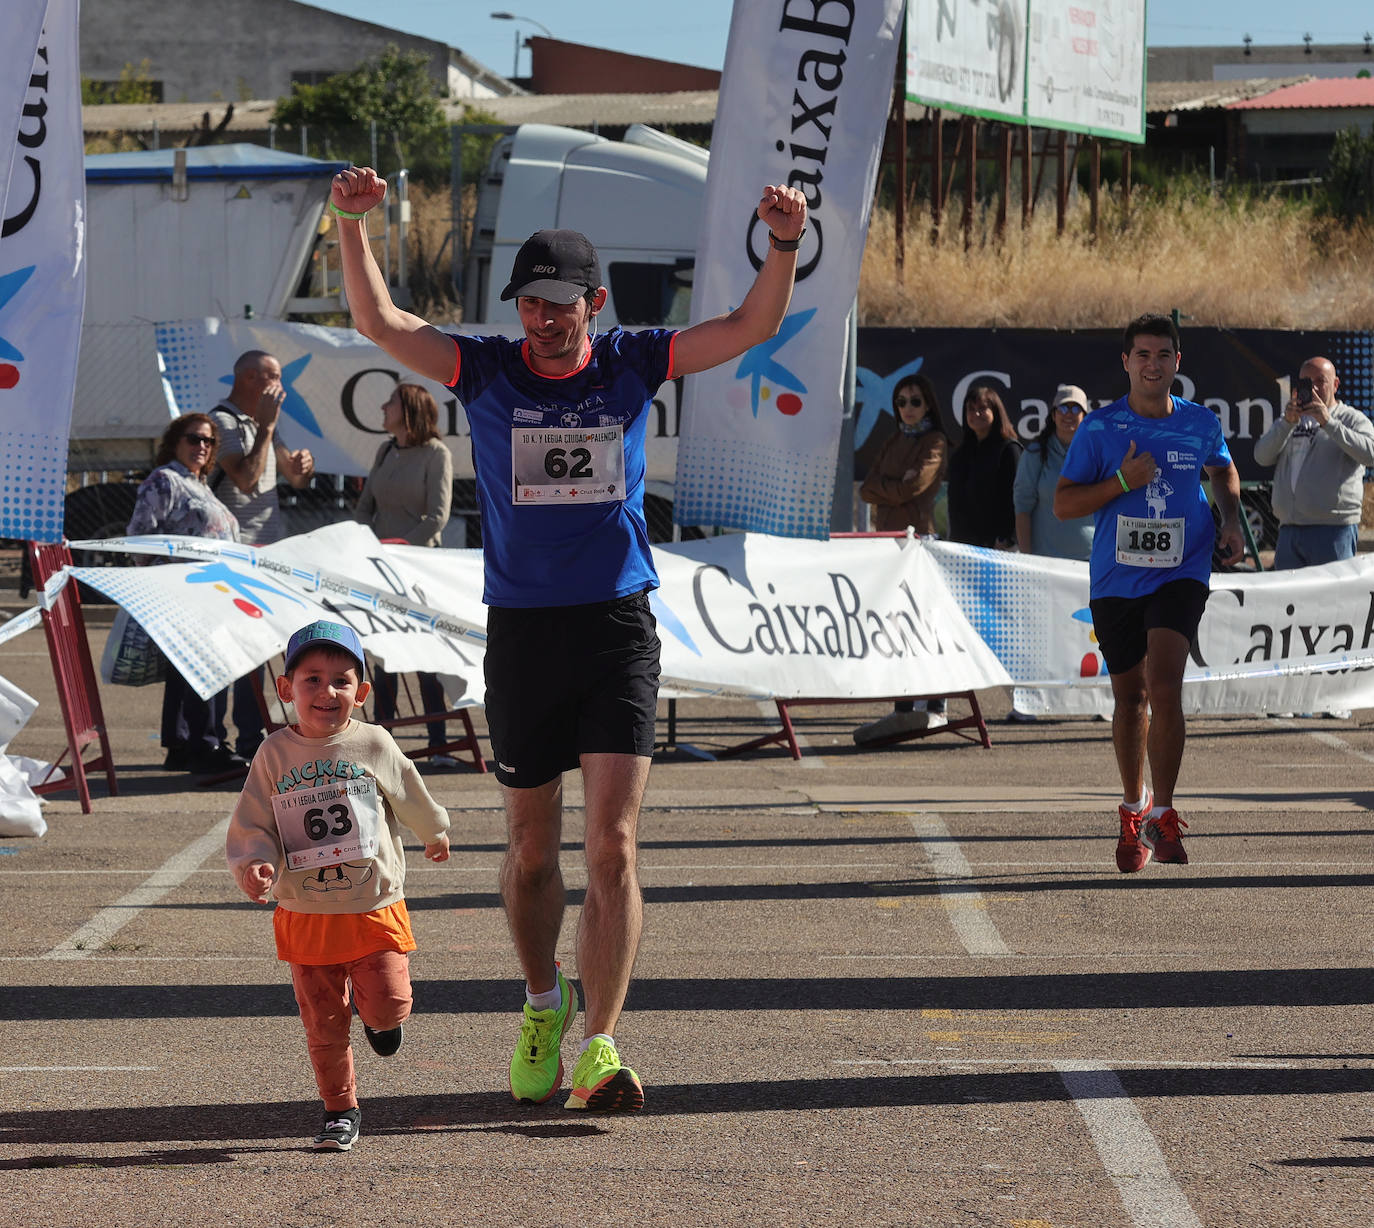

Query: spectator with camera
[1254,356,1374,570]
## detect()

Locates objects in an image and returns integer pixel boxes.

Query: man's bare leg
[1142,627,1190,809]
[1108,659,1149,805]
[576,752,650,1038]
[499,777,565,994]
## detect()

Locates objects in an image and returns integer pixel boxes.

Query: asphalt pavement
[2,612,1373,1227]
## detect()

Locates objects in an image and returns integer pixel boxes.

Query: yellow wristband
[1116,468,1130,493]
[329,201,369,220]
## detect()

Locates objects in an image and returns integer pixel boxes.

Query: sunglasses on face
[1054,404,1085,414]
[181,434,214,446]
[895,395,924,408]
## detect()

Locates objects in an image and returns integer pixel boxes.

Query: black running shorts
[483,589,661,789]
[1089,578,1210,676]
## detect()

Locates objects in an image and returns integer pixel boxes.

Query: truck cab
[463,123,707,329]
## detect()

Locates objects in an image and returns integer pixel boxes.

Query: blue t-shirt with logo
[447,327,676,608]
[1060,394,1232,600]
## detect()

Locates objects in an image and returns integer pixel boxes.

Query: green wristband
[329,201,369,220]
[1116,468,1130,493]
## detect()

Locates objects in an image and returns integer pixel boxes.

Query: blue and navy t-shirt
[1060,395,1232,600]
[447,327,676,608]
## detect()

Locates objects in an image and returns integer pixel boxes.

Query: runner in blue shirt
[1055,313,1243,875]
[331,164,808,1115]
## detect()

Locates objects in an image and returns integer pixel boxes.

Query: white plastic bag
[0,675,47,838]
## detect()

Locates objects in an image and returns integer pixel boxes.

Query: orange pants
[291,950,412,1111]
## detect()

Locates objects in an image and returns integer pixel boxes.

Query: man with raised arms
[332,165,807,1111]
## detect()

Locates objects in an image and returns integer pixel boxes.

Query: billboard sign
[906,0,1146,142]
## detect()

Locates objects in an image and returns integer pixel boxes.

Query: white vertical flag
[674,0,904,539]
[0,0,86,543]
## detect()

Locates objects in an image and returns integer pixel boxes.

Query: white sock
[526,979,561,1012]
[1124,791,1149,813]
[1146,805,1168,820]
[581,1032,614,1053]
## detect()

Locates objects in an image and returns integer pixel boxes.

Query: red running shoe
[1116,790,1153,874]
[1142,808,1189,865]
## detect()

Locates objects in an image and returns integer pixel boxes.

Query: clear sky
[305,1,1374,81]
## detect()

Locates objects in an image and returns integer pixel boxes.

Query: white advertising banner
[65,523,488,703]
[1025,0,1146,142]
[62,524,1011,702]
[927,542,1374,715]
[906,0,1026,122]
[155,316,687,486]
[52,528,1374,715]
[0,0,85,542]
[674,0,906,539]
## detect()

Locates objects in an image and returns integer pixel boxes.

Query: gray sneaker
[853,709,930,745]
[311,1106,361,1151]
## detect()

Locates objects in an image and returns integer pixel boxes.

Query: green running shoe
[564,1036,644,1113]
[509,966,578,1104]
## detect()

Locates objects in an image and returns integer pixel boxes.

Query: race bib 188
[1115,515,1185,568]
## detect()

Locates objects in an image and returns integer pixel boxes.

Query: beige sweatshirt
[225,720,449,914]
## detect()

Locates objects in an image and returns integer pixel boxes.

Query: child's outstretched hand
[242,862,275,904]
[424,834,450,862]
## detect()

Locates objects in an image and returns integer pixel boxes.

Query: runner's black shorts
[483,589,661,789]
[1089,578,1210,676]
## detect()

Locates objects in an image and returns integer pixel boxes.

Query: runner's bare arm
[1053,441,1155,520]
[332,168,456,386]
[1205,459,1245,564]
[671,185,808,378]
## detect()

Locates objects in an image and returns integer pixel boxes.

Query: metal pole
[931,109,943,243]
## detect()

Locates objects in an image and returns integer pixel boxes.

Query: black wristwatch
[769,229,805,252]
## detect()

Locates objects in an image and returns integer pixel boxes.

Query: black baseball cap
[499,229,602,304]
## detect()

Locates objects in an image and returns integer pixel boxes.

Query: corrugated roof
[88,78,1344,142]
[446,90,720,128]
[1146,77,1312,113]
[85,144,347,181]
[1230,76,1374,110]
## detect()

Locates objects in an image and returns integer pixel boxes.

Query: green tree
[82,59,159,105]
[272,45,450,183]
[1323,126,1374,222]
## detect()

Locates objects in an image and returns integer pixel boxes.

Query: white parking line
[40,818,229,961]
[835,1057,1294,1070]
[0,1066,157,1072]
[911,814,1012,957]
[1054,1060,1203,1228]
[1308,730,1374,765]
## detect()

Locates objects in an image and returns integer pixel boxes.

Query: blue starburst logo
[0,265,37,365]
[854,356,926,449]
[218,352,322,436]
[734,307,815,417]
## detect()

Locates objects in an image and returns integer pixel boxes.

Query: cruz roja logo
[734,307,814,418]
[0,265,37,389]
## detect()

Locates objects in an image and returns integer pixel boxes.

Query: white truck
[62,125,710,551]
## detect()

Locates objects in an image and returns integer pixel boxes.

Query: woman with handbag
[126,413,243,773]
[354,383,456,764]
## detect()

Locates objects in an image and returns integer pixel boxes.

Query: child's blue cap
[284,620,366,673]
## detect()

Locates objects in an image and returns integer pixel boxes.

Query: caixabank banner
[854,326,1374,482]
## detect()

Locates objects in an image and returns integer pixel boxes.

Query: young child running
[225,619,451,1151]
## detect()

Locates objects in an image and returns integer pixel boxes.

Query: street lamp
[490,12,553,79]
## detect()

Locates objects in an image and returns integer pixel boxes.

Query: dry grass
[859,188,1374,330]
[397,178,1374,331]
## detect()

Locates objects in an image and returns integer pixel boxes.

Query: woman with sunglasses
[854,373,951,744]
[126,413,243,774]
[859,372,949,535]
